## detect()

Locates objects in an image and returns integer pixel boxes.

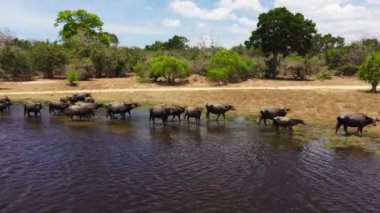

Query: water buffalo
[0,102,8,114]
[24,102,43,117]
[258,108,290,126]
[336,113,379,135]
[149,106,171,125]
[84,97,95,103]
[0,95,12,111]
[205,103,235,121]
[184,107,202,124]
[106,102,140,119]
[49,102,69,115]
[74,93,92,102]
[67,105,94,121]
[166,105,186,121]
[75,102,104,117]
[272,116,305,132]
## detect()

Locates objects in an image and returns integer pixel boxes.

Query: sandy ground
[0,75,370,94]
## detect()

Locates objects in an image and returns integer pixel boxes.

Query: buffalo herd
[0,94,379,135]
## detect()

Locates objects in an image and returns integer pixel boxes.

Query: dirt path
[2,85,371,95]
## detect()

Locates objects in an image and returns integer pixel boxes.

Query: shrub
[207,49,254,83]
[336,64,358,76]
[149,55,189,83]
[67,70,79,86]
[316,70,332,80]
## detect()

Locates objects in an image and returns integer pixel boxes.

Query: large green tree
[358,52,380,93]
[245,7,316,78]
[54,9,114,46]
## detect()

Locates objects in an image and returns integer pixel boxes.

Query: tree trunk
[371,80,378,93]
[45,69,54,79]
[270,52,279,79]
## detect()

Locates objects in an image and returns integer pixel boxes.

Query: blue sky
[1,0,379,47]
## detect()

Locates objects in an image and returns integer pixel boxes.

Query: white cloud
[274,0,380,42]
[104,24,166,36]
[163,19,181,27]
[218,0,266,13]
[169,0,234,20]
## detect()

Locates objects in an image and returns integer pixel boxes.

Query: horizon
[1,0,380,48]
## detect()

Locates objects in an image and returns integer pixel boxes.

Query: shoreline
[3,88,380,153]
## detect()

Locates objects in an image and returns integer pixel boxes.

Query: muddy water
[0,105,379,212]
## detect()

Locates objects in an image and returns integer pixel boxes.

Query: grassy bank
[7,88,380,153]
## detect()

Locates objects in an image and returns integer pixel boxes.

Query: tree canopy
[358,52,380,93]
[54,9,115,46]
[245,7,316,78]
[145,35,189,51]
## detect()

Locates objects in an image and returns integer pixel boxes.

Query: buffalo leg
[343,125,349,135]
[223,113,226,120]
[206,111,210,119]
[258,117,263,126]
[216,114,220,121]
[335,122,342,134]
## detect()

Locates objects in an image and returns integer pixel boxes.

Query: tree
[245,7,316,78]
[32,41,68,78]
[54,9,111,45]
[164,35,189,51]
[145,35,189,51]
[207,49,254,83]
[358,52,380,93]
[0,46,33,81]
[149,55,189,83]
[311,33,345,57]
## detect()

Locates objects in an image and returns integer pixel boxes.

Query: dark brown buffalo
[166,105,186,121]
[184,107,202,124]
[336,113,379,135]
[258,108,290,126]
[49,102,69,115]
[84,97,95,103]
[205,103,235,121]
[74,93,92,101]
[75,102,104,117]
[67,105,94,121]
[0,102,8,114]
[60,95,77,104]
[24,102,43,117]
[272,116,305,132]
[0,95,11,111]
[149,106,171,125]
[106,102,140,119]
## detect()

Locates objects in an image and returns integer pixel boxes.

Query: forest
[1,8,380,91]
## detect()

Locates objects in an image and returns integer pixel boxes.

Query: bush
[336,64,358,76]
[67,70,79,86]
[316,70,332,80]
[149,55,189,83]
[208,49,254,83]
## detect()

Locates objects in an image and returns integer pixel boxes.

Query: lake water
[1,105,379,212]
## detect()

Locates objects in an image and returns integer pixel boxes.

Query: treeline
[1,8,380,87]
